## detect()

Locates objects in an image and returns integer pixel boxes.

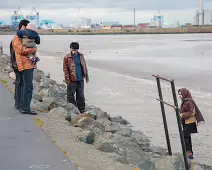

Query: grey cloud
[0,0,212,11]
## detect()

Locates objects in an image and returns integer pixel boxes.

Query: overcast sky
[0,0,212,25]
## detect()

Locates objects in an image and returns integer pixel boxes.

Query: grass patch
[58,147,72,159]
[34,117,45,128]
[1,79,8,87]
[9,88,14,94]
[59,147,68,155]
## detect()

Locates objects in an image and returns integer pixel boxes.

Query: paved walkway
[0,82,77,170]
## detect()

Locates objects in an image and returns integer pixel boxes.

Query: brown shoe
[187,151,194,159]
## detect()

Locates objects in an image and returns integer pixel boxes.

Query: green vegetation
[1,79,8,87]
[34,117,45,128]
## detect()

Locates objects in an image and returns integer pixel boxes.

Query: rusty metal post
[156,76,172,155]
[171,80,190,170]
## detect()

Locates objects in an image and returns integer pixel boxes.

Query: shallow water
[1,34,212,165]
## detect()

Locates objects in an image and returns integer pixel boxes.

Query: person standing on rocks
[178,88,204,159]
[12,19,37,115]
[63,42,89,113]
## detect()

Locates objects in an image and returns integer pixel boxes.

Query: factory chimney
[199,0,204,25]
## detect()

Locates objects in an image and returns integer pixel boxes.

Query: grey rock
[198,164,212,170]
[97,119,121,133]
[34,74,42,83]
[86,107,108,119]
[65,103,80,114]
[42,96,56,106]
[96,110,109,120]
[34,70,45,83]
[94,131,154,167]
[94,132,113,145]
[76,117,105,132]
[138,160,157,170]
[65,115,72,122]
[39,78,50,88]
[96,139,118,153]
[71,113,96,125]
[132,131,151,144]
[77,130,95,144]
[48,107,68,118]
[147,145,168,156]
[49,97,67,110]
[154,154,185,170]
[33,94,42,102]
[58,83,67,89]
[38,88,49,97]
[31,99,49,113]
[49,79,57,86]
[5,66,13,73]
[109,116,130,125]
[48,85,66,98]
[105,122,121,133]
[117,127,132,137]
[48,85,59,96]
[69,112,78,119]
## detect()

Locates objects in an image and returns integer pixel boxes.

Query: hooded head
[179,88,205,123]
[178,88,192,99]
[26,23,37,31]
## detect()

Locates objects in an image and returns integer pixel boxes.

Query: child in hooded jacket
[16,22,40,64]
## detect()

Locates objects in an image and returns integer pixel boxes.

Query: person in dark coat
[178,88,204,159]
[63,42,89,113]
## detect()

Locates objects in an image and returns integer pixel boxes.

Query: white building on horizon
[192,9,212,25]
[79,17,92,28]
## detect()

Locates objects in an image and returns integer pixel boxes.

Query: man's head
[70,42,79,55]
[18,19,30,30]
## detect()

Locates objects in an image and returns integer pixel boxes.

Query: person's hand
[180,114,183,119]
[31,48,37,53]
[85,76,89,83]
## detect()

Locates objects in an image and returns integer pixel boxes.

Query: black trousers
[184,133,193,153]
[183,122,197,154]
[67,81,85,113]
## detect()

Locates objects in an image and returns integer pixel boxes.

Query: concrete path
[0,82,77,170]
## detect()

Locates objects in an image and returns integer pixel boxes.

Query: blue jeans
[15,69,34,112]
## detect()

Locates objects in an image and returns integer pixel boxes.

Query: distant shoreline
[1,26,212,35]
[1,31,212,36]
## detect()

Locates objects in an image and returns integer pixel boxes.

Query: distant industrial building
[203,10,212,25]
[192,0,212,26]
[101,21,120,26]
[123,25,134,30]
[79,17,92,28]
[137,23,149,28]
[149,11,164,28]
[193,9,212,25]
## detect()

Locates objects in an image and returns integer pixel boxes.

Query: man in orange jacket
[12,19,37,115]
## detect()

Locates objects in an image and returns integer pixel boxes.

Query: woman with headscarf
[178,88,204,159]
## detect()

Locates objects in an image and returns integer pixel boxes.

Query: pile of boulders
[30,69,178,169]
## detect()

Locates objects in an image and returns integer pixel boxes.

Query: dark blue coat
[16,29,40,44]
